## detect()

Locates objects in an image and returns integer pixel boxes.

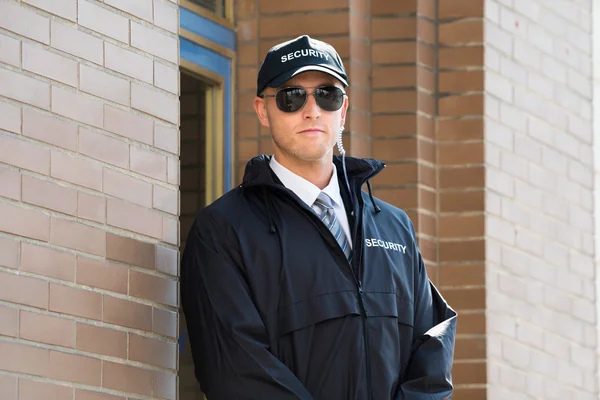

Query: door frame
[179,0,236,202]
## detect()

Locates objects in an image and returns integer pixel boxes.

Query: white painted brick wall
[485,0,597,398]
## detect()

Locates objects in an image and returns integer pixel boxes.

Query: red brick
[102,361,153,396]
[371,17,416,40]
[51,149,102,191]
[107,198,163,239]
[80,65,130,106]
[106,233,155,269]
[154,123,179,154]
[22,175,78,216]
[19,379,72,400]
[372,66,416,89]
[439,166,484,189]
[0,201,50,242]
[21,242,76,281]
[437,118,484,141]
[50,20,103,64]
[0,1,49,44]
[439,0,483,18]
[372,42,416,64]
[130,270,177,307]
[52,86,104,128]
[103,296,153,331]
[0,101,21,134]
[129,334,176,369]
[453,361,486,384]
[0,167,21,201]
[78,192,106,223]
[104,168,153,208]
[131,21,178,63]
[104,105,154,145]
[439,142,484,165]
[439,240,485,263]
[131,146,168,181]
[260,13,349,38]
[75,390,126,400]
[154,61,179,95]
[50,217,106,257]
[48,350,102,386]
[0,270,48,309]
[439,94,484,117]
[79,128,130,169]
[76,257,128,294]
[79,0,129,43]
[439,20,483,44]
[0,33,20,67]
[153,307,177,338]
[371,0,416,15]
[49,283,102,320]
[105,43,153,84]
[439,45,483,68]
[237,43,258,66]
[440,265,485,287]
[260,0,347,13]
[76,323,127,359]
[20,311,76,348]
[0,68,50,110]
[440,190,485,212]
[105,0,152,21]
[0,341,51,380]
[131,82,178,124]
[0,304,18,337]
[439,215,485,238]
[23,42,78,86]
[23,108,78,151]
[439,70,484,93]
[0,236,19,269]
[237,20,257,42]
[372,90,417,113]
[372,115,416,137]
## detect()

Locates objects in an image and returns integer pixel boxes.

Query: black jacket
[181,155,457,400]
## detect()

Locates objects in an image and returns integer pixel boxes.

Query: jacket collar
[241,155,385,189]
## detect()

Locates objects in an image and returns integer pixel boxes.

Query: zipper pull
[358,280,364,294]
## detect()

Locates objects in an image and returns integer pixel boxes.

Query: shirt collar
[269,155,343,208]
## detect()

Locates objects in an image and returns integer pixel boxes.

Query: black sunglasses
[259,86,346,113]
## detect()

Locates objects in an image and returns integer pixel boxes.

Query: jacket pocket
[276,290,362,337]
[362,291,414,327]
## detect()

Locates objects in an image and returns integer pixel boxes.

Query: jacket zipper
[267,184,376,400]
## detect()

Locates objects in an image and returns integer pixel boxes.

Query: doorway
[178,69,211,400]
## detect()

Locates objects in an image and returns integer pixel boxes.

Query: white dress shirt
[269,155,352,248]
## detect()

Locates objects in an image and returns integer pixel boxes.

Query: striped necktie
[313,192,352,261]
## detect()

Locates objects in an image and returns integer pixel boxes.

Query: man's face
[254,71,349,165]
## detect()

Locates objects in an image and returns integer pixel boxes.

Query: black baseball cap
[256,35,349,96]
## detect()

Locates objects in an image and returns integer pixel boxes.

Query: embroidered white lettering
[365,238,406,254]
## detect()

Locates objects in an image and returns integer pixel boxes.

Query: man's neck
[273,151,333,190]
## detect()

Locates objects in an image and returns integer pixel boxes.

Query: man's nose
[302,94,321,119]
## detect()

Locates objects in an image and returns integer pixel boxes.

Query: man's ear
[340,94,349,128]
[254,97,270,128]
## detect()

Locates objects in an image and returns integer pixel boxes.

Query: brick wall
[485,1,597,399]
[0,0,180,399]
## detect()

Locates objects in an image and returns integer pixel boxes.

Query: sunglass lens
[276,88,307,112]
[315,87,344,111]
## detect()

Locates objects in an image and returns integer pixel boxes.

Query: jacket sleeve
[180,210,314,400]
[397,235,458,399]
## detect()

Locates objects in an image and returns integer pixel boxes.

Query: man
[181,35,457,399]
